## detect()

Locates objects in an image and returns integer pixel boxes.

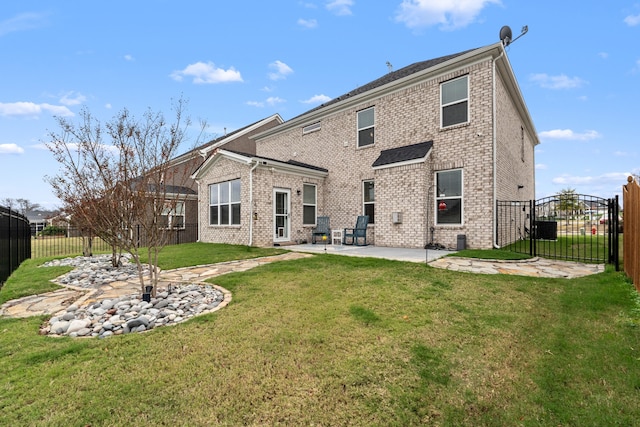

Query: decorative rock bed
[42,284,225,338]
[39,255,226,338]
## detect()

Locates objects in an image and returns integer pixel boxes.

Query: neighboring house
[24,209,59,235]
[193,41,539,249]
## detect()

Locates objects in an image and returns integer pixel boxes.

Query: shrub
[38,225,67,237]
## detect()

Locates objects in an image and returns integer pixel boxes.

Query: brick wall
[197,53,536,250]
[257,60,501,249]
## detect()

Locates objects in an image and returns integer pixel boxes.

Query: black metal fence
[0,206,32,286]
[31,224,198,259]
[497,195,620,267]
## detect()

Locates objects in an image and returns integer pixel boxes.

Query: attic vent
[302,122,321,135]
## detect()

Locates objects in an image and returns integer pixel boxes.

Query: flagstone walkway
[428,256,605,278]
[0,252,312,319]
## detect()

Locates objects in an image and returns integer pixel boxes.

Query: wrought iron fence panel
[497,194,619,266]
[30,224,198,259]
[0,206,31,285]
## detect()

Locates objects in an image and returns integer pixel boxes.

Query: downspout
[196,180,202,242]
[248,160,259,246]
[493,48,505,248]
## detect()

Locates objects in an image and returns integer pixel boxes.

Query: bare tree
[46,99,200,297]
[0,198,42,215]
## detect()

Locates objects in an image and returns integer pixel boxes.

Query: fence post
[529,199,535,257]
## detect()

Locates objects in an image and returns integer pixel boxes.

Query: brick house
[192,41,539,249]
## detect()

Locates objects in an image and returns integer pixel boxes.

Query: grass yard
[1,246,639,426]
[503,234,621,264]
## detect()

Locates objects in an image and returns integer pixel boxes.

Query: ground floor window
[160,201,185,229]
[363,180,375,224]
[209,179,241,225]
[435,169,462,224]
[303,184,317,225]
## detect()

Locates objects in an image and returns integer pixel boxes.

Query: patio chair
[343,215,369,246]
[311,216,331,244]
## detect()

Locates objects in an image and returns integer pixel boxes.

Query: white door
[274,189,290,242]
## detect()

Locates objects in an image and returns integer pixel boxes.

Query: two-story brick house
[193,41,539,249]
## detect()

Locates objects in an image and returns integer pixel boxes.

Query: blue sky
[1,1,639,209]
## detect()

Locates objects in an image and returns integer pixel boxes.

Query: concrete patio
[285,242,455,263]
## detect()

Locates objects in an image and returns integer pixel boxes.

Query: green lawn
[503,234,620,264]
[1,245,639,426]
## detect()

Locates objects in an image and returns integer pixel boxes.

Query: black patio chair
[343,215,369,246]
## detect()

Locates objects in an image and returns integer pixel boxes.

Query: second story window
[441,75,469,128]
[357,107,375,147]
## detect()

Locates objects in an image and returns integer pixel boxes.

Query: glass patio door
[274,189,290,242]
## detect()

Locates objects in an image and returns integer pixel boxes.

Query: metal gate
[496,194,620,268]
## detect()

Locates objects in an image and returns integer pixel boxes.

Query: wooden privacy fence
[623,176,640,290]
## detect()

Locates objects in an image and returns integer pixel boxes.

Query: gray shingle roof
[224,149,328,173]
[290,48,477,121]
[372,141,433,168]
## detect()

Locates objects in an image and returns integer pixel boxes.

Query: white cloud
[0,102,73,117]
[395,0,500,30]
[105,103,112,109]
[535,163,547,170]
[598,52,608,59]
[266,97,286,106]
[529,73,586,89]
[613,151,638,157]
[298,18,318,28]
[0,143,24,154]
[170,62,243,84]
[59,91,86,106]
[247,97,286,108]
[268,60,294,81]
[0,12,47,37]
[624,14,640,26]
[124,54,135,61]
[552,172,630,186]
[538,129,601,141]
[301,94,332,104]
[326,0,354,16]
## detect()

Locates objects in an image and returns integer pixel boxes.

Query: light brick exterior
[194,43,538,249]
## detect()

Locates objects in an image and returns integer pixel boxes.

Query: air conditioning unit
[392,212,402,224]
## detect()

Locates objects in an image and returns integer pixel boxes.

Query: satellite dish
[499,25,512,46]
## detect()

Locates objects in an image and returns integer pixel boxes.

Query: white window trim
[434,169,464,226]
[161,200,185,230]
[209,179,241,226]
[357,107,375,148]
[440,75,469,129]
[363,179,375,224]
[302,183,317,226]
